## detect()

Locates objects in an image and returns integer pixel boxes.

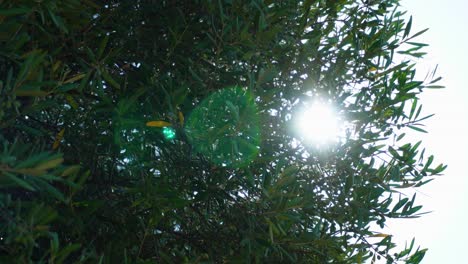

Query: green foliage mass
[0,0,445,263]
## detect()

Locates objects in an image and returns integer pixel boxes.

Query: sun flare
[295,101,341,146]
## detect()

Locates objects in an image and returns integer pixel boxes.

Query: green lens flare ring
[185,86,260,168]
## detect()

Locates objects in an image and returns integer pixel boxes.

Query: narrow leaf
[52,129,65,150]
[97,35,110,59]
[0,8,31,16]
[146,121,172,127]
[4,172,35,191]
[370,233,391,238]
[101,69,120,89]
[408,125,427,133]
[65,95,79,109]
[407,28,429,41]
[178,111,184,126]
[63,73,86,84]
[35,158,64,171]
[404,16,412,38]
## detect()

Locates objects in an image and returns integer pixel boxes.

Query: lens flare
[162,126,176,140]
[185,86,260,167]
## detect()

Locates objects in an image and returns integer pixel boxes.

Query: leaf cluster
[0,0,445,263]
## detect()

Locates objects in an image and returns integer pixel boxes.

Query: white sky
[386,0,468,263]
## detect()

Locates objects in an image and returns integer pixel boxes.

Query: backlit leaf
[4,172,35,191]
[52,129,65,150]
[35,158,64,171]
[146,120,172,127]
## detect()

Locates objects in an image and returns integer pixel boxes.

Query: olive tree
[0,0,445,263]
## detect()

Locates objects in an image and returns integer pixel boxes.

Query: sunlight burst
[295,101,341,146]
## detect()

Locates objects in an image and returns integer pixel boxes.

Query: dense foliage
[0,0,445,263]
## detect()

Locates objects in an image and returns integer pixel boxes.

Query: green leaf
[423,85,444,89]
[56,243,81,263]
[403,81,423,91]
[429,76,442,84]
[396,133,406,141]
[32,177,66,202]
[15,88,48,97]
[57,83,79,93]
[146,120,172,127]
[47,8,68,33]
[408,248,427,263]
[35,157,64,170]
[407,42,429,47]
[405,205,422,215]
[50,232,60,253]
[392,197,408,213]
[431,164,447,174]
[100,68,120,89]
[3,171,35,191]
[409,99,418,120]
[404,16,412,38]
[79,71,93,91]
[0,8,31,16]
[97,35,110,59]
[65,94,79,109]
[407,28,429,41]
[408,125,427,133]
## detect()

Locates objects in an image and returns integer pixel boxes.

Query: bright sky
[386,0,468,263]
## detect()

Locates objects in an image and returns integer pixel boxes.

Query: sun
[295,101,341,146]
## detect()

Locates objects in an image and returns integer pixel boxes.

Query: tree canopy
[0,0,445,263]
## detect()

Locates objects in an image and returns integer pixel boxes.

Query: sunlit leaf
[65,95,79,109]
[63,73,86,84]
[178,111,184,126]
[35,157,64,171]
[370,233,391,238]
[146,120,172,127]
[52,129,66,150]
